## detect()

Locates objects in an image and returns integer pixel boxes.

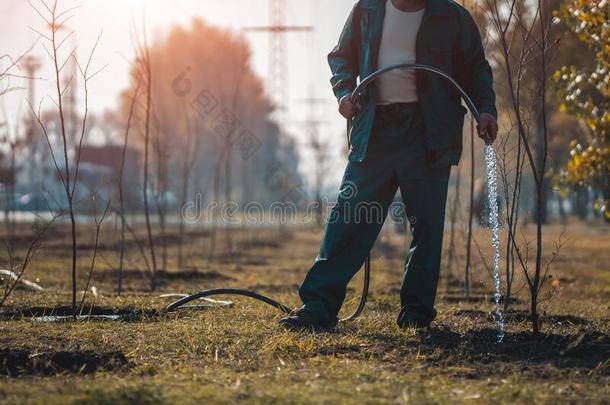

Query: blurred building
[79,145,140,179]
[75,145,142,212]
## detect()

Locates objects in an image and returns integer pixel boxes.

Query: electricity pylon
[245,0,312,129]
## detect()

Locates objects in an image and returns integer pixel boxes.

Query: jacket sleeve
[328,3,361,102]
[455,12,497,119]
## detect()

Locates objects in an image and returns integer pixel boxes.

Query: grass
[0,221,609,404]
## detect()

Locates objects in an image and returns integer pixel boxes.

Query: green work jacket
[329,0,497,167]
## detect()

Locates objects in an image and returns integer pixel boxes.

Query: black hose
[348,63,489,144]
[166,257,371,323]
[167,63,483,321]
[340,255,370,322]
[350,63,481,122]
[166,288,293,314]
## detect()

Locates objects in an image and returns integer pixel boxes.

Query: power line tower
[245,0,312,128]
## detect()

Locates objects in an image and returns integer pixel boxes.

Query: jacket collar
[361,0,450,17]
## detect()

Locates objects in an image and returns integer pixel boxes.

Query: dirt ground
[0,221,609,404]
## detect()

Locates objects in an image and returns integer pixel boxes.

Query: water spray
[485,145,505,343]
[167,63,505,342]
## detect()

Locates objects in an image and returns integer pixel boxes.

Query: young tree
[485,0,558,333]
[152,110,170,272]
[177,106,200,267]
[116,77,142,295]
[132,24,158,291]
[28,0,103,313]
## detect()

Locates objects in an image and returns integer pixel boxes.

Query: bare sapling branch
[28,0,103,314]
[78,196,111,314]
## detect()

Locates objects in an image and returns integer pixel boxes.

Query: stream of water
[484,144,505,344]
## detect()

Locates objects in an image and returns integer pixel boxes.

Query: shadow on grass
[0,349,130,377]
[455,309,592,326]
[104,268,235,283]
[0,305,163,322]
[419,327,609,375]
[320,326,610,377]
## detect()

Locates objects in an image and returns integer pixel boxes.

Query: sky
[0,0,357,187]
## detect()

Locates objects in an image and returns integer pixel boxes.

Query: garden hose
[165,258,370,323]
[166,63,493,326]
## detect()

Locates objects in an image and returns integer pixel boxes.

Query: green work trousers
[299,103,451,328]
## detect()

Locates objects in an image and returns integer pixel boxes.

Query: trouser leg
[397,178,450,325]
[299,158,397,327]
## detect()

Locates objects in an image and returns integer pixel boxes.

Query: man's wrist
[335,87,354,103]
[478,106,498,120]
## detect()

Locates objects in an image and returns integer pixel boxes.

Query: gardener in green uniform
[280,0,498,331]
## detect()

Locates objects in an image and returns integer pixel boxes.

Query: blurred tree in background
[120,18,303,208]
[553,0,609,221]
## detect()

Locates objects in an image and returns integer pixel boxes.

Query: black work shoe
[279,308,335,332]
[398,318,431,330]
[397,308,432,330]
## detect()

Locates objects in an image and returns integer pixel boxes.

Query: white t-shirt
[376,0,425,105]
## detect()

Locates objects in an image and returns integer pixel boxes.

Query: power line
[244,0,313,131]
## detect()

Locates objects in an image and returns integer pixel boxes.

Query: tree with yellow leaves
[553,0,609,221]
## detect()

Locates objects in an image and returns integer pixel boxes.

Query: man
[280,0,498,331]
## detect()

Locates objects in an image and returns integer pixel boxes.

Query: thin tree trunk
[224,139,233,253]
[178,155,189,268]
[531,0,550,334]
[155,130,168,272]
[209,150,224,261]
[78,201,110,313]
[464,119,475,297]
[446,165,461,291]
[117,81,141,295]
[141,46,158,291]
[50,15,78,313]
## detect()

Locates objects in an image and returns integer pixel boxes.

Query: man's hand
[339,95,359,119]
[477,113,498,144]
